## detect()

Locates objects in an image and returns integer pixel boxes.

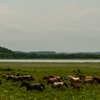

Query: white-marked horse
[47,80,68,89]
[66,75,79,80]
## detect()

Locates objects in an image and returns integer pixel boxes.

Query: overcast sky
[0,0,100,52]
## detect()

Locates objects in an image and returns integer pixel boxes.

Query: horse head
[66,75,71,80]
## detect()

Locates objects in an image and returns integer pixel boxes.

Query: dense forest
[0,46,100,59]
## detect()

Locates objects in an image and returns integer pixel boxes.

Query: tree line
[0,46,100,59]
[0,52,100,59]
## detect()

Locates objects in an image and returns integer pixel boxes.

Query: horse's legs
[27,88,30,91]
[58,79,61,82]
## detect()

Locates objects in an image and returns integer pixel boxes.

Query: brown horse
[79,77,94,85]
[49,75,55,78]
[47,80,68,89]
[2,74,9,79]
[79,75,93,79]
[42,76,61,82]
[6,75,35,82]
[71,84,81,90]
[49,75,64,81]
[93,77,100,84]
[70,78,82,83]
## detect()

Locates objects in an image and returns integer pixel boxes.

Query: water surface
[0,59,100,62]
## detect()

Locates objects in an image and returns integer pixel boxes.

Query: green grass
[0,62,100,100]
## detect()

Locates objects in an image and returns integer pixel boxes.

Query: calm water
[0,59,100,62]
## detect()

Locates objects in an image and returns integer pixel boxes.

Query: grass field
[0,62,100,100]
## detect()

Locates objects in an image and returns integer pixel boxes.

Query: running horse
[66,75,79,80]
[42,76,61,82]
[79,75,93,79]
[71,84,82,90]
[70,78,82,83]
[79,77,94,85]
[47,79,68,89]
[93,77,100,84]
[49,75,64,81]
[20,82,45,91]
[2,74,9,79]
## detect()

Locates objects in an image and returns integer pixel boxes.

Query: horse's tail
[40,84,45,89]
[64,83,68,88]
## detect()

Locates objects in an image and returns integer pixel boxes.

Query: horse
[12,76,22,82]
[49,75,64,81]
[2,74,9,79]
[20,82,45,91]
[6,75,33,82]
[79,75,93,79]
[6,76,15,81]
[16,74,35,81]
[93,77,100,84]
[70,78,82,83]
[23,75,35,81]
[6,76,20,82]
[47,79,68,89]
[79,77,94,85]
[66,75,79,80]
[71,84,81,90]
[42,76,61,82]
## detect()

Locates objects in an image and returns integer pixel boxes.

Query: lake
[0,59,100,62]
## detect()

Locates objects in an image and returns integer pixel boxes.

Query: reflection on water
[0,59,100,62]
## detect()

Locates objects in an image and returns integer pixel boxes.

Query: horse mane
[49,75,55,78]
[42,76,50,80]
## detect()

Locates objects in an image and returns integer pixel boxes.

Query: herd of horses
[1,73,100,92]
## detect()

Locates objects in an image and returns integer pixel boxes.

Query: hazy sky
[0,0,100,52]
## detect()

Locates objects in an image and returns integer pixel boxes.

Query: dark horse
[20,82,45,91]
[93,77,100,84]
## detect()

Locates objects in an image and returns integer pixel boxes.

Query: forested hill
[0,46,100,59]
[0,46,14,53]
